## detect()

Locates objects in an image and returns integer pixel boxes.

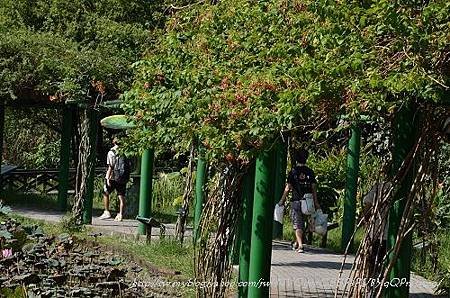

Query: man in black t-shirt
[278,149,321,253]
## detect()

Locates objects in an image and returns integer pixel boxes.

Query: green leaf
[0,229,12,239]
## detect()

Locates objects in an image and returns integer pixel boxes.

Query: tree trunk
[195,162,245,298]
[175,143,195,243]
[72,109,94,225]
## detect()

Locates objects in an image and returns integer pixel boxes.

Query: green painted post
[272,141,287,239]
[83,108,99,224]
[248,148,275,297]
[138,148,155,235]
[341,124,361,251]
[57,106,73,211]
[194,147,207,241]
[238,163,255,298]
[386,105,418,298]
[0,104,4,189]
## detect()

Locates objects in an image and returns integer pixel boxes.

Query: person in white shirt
[98,138,128,221]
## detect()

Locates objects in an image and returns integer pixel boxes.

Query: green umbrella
[100,115,135,130]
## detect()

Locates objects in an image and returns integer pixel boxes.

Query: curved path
[11,206,192,238]
[12,207,441,297]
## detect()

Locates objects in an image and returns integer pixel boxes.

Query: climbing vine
[0,0,195,223]
[123,0,450,161]
[122,0,450,296]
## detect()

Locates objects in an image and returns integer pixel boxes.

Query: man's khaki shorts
[290,200,305,231]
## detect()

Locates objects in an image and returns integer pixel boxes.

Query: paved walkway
[12,206,192,238]
[12,207,441,297]
[270,242,441,297]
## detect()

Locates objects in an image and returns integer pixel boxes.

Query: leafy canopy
[0,0,184,103]
[123,0,450,162]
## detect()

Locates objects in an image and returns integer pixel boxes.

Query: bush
[4,107,61,169]
[152,171,185,212]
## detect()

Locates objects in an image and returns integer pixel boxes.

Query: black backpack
[112,149,131,184]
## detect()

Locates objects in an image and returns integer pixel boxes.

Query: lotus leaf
[108,257,123,266]
[0,204,11,215]
[0,229,12,239]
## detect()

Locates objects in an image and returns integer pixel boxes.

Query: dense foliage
[0,0,194,169]
[123,0,450,161]
[4,108,61,168]
[0,0,192,103]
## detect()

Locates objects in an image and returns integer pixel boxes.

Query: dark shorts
[103,180,126,196]
[291,200,305,231]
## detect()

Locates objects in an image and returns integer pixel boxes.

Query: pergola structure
[2,96,448,298]
[0,96,159,235]
[192,104,450,298]
[0,98,114,224]
[0,99,72,200]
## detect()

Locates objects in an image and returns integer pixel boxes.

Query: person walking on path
[98,137,130,221]
[278,148,321,253]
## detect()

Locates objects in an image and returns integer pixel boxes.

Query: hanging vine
[194,161,245,298]
[71,109,95,225]
[175,142,196,243]
[336,105,450,298]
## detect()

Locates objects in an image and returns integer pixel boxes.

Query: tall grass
[411,232,450,295]
[152,172,185,212]
[101,236,195,278]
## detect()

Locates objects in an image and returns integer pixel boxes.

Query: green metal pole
[386,105,418,298]
[248,148,275,298]
[138,148,155,235]
[57,106,73,211]
[341,124,361,251]
[272,141,287,239]
[194,147,207,241]
[238,163,255,298]
[83,108,99,224]
[0,104,4,190]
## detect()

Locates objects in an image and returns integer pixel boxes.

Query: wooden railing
[0,166,179,195]
[0,168,104,195]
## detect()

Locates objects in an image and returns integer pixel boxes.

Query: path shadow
[92,222,137,228]
[271,260,352,270]
[272,241,350,256]
[410,293,447,298]
[271,287,337,298]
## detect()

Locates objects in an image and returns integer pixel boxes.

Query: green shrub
[0,287,25,298]
[152,172,185,212]
[308,149,346,223]
[4,107,61,169]
[309,149,347,191]
[436,234,450,295]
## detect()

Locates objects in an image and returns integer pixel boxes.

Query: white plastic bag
[314,209,328,236]
[301,193,315,215]
[273,204,284,223]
